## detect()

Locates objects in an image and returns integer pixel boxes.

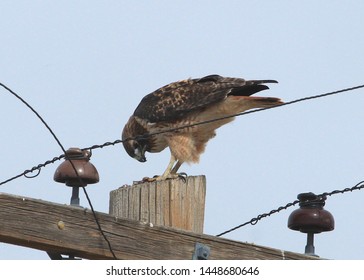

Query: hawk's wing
[134,74,276,123]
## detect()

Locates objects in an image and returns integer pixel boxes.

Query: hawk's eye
[133,142,139,149]
[133,141,142,154]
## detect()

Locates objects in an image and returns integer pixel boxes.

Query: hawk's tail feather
[247,79,278,85]
[243,96,284,108]
[230,81,277,97]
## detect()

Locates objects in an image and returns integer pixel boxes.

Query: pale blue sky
[1,1,364,259]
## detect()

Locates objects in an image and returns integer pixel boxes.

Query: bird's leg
[159,154,177,180]
[171,160,183,174]
[171,160,187,182]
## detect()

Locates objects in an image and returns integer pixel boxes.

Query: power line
[216,180,364,237]
[0,82,117,259]
[216,200,299,237]
[0,155,65,185]
[2,82,363,187]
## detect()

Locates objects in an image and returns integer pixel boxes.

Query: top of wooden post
[109,175,206,234]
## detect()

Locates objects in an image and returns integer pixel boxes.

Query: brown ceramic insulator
[54,147,99,187]
[288,192,334,234]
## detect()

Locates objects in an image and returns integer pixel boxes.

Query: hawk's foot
[141,172,188,183]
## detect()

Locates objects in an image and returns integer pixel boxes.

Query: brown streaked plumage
[122,74,283,181]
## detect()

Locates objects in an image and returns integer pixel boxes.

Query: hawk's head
[122,116,148,162]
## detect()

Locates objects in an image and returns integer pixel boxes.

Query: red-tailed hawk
[122,74,283,181]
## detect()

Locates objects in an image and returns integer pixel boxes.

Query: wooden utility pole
[109,176,206,233]
[0,191,316,259]
[0,175,321,260]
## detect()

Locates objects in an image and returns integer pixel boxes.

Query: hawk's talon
[177,172,188,183]
[140,176,157,182]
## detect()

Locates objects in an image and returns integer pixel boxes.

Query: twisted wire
[217,180,364,237]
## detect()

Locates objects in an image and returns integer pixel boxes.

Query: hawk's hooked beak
[138,154,147,163]
[134,144,147,163]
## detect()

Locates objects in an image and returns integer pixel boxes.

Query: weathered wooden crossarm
[0,192,316,260]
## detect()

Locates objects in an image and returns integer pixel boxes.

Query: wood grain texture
[109,176,206,233]
[0,192,317,260]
